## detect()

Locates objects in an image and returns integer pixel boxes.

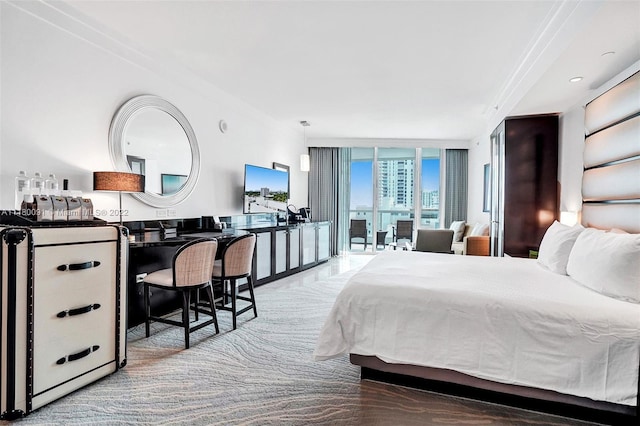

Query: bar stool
[212,234,257,330]
[143,238,219,349]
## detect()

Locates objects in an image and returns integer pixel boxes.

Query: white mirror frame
[109,95,200,208]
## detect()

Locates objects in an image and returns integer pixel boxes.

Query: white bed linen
[314,251,640,406]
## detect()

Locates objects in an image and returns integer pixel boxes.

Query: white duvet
[314,251,640,406]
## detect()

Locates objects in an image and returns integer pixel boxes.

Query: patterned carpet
[3,262,600,425]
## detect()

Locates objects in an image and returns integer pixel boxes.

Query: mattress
[314,251,640,406]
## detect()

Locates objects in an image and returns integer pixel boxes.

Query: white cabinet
[0,225,127,419]
[288,227,300,270]
[301,224,317,267]
[254,231,272,280]
[275,229,287,274]
[317,222,331,262]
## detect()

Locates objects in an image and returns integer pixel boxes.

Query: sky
[350,159,440,209]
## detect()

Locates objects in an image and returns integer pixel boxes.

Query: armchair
[415,229,454,254]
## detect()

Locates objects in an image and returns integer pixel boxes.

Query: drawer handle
[57,261,101,271]
[56,303,101,318]
[56,345,100,365]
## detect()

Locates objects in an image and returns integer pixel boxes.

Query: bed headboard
[582,71,640,233]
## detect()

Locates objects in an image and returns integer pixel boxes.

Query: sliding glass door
[376,148,416,248]
[349,148,374,251]
[420,149,441,229]
[347,147,442,252]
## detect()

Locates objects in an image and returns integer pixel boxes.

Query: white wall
[466,136,491,226]
[0,2,307,222]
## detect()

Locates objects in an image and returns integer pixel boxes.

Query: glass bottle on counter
[30,172,45,195]
[45,173,59,195]
[14,170,31,210]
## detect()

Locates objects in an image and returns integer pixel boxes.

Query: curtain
[309,148,350,256]
[444,149,468,228]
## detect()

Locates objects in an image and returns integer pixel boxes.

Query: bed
[315,68,640,420]
[313,249,640,416]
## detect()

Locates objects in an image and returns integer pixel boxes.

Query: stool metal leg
[231,279,237,330]
[247,276,257,318]
[144,283,151,338]
[182,290,191,349]
[205,283,219,334]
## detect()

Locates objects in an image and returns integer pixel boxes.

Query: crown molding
[485,0,604,134]
[309,137,470,150]
[4,0,289,131]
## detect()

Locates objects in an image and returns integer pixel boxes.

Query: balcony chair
[143,238,219,349]
[394,220,414,245]
[349,219,368,250]
[212,233,257,330]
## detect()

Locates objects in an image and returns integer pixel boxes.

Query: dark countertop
[126,220,329,248]
[235,220,326,231]
[128,228,247,248]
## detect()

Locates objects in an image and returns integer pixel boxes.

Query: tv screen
[243,164,289,214]
[161,174,188,195]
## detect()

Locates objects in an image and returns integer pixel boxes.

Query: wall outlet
[135,273,147,283]
[156,210,167,217]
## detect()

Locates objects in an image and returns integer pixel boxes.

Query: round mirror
[109,95,200,208]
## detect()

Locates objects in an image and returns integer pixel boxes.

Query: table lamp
[93,171,145,224]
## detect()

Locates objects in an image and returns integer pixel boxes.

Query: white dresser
[0,224,127,419]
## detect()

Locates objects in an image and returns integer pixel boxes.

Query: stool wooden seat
[212,234,257,330]
[143,238,219,349]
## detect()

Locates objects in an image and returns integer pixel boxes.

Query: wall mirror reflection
[109,95,200,208]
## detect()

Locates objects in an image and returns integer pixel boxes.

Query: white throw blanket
[314,251,640,406]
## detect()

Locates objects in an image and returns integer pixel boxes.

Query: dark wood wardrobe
[490,114,559,257]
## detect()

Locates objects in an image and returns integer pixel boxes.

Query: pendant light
[300,120,310,172]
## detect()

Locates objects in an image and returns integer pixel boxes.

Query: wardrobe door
[490,122,505,257]
[504,116,558,257]
[490,115,558,258]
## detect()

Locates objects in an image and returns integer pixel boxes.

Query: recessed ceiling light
[569,76,583,83]
[601,51,615,57]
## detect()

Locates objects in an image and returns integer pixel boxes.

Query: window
[377,148,416,246]
[349,148,374,251]
[420,149,441,229]
[347,147,442,252]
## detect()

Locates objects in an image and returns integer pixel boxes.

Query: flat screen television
[243,164,289,214]
[161,174,188,195]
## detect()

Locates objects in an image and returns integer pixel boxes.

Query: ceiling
[64,0,640,141]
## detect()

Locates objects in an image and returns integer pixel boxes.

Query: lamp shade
[300,154,310,172]
[560,211,578,226]
[93,171,145,193]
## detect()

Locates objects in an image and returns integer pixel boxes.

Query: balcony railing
[349,208,440,249]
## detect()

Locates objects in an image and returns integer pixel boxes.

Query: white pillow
[537,221,584,274]
[449,221,466,242]
[470,223,489,237]
[566,228,640,303]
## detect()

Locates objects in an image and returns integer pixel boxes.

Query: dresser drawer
[35,297,115,351]
[32,241,117,395]
[33,330,115,395]
[33,242,116,298]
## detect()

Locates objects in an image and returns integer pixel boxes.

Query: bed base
[350,354,638,423]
